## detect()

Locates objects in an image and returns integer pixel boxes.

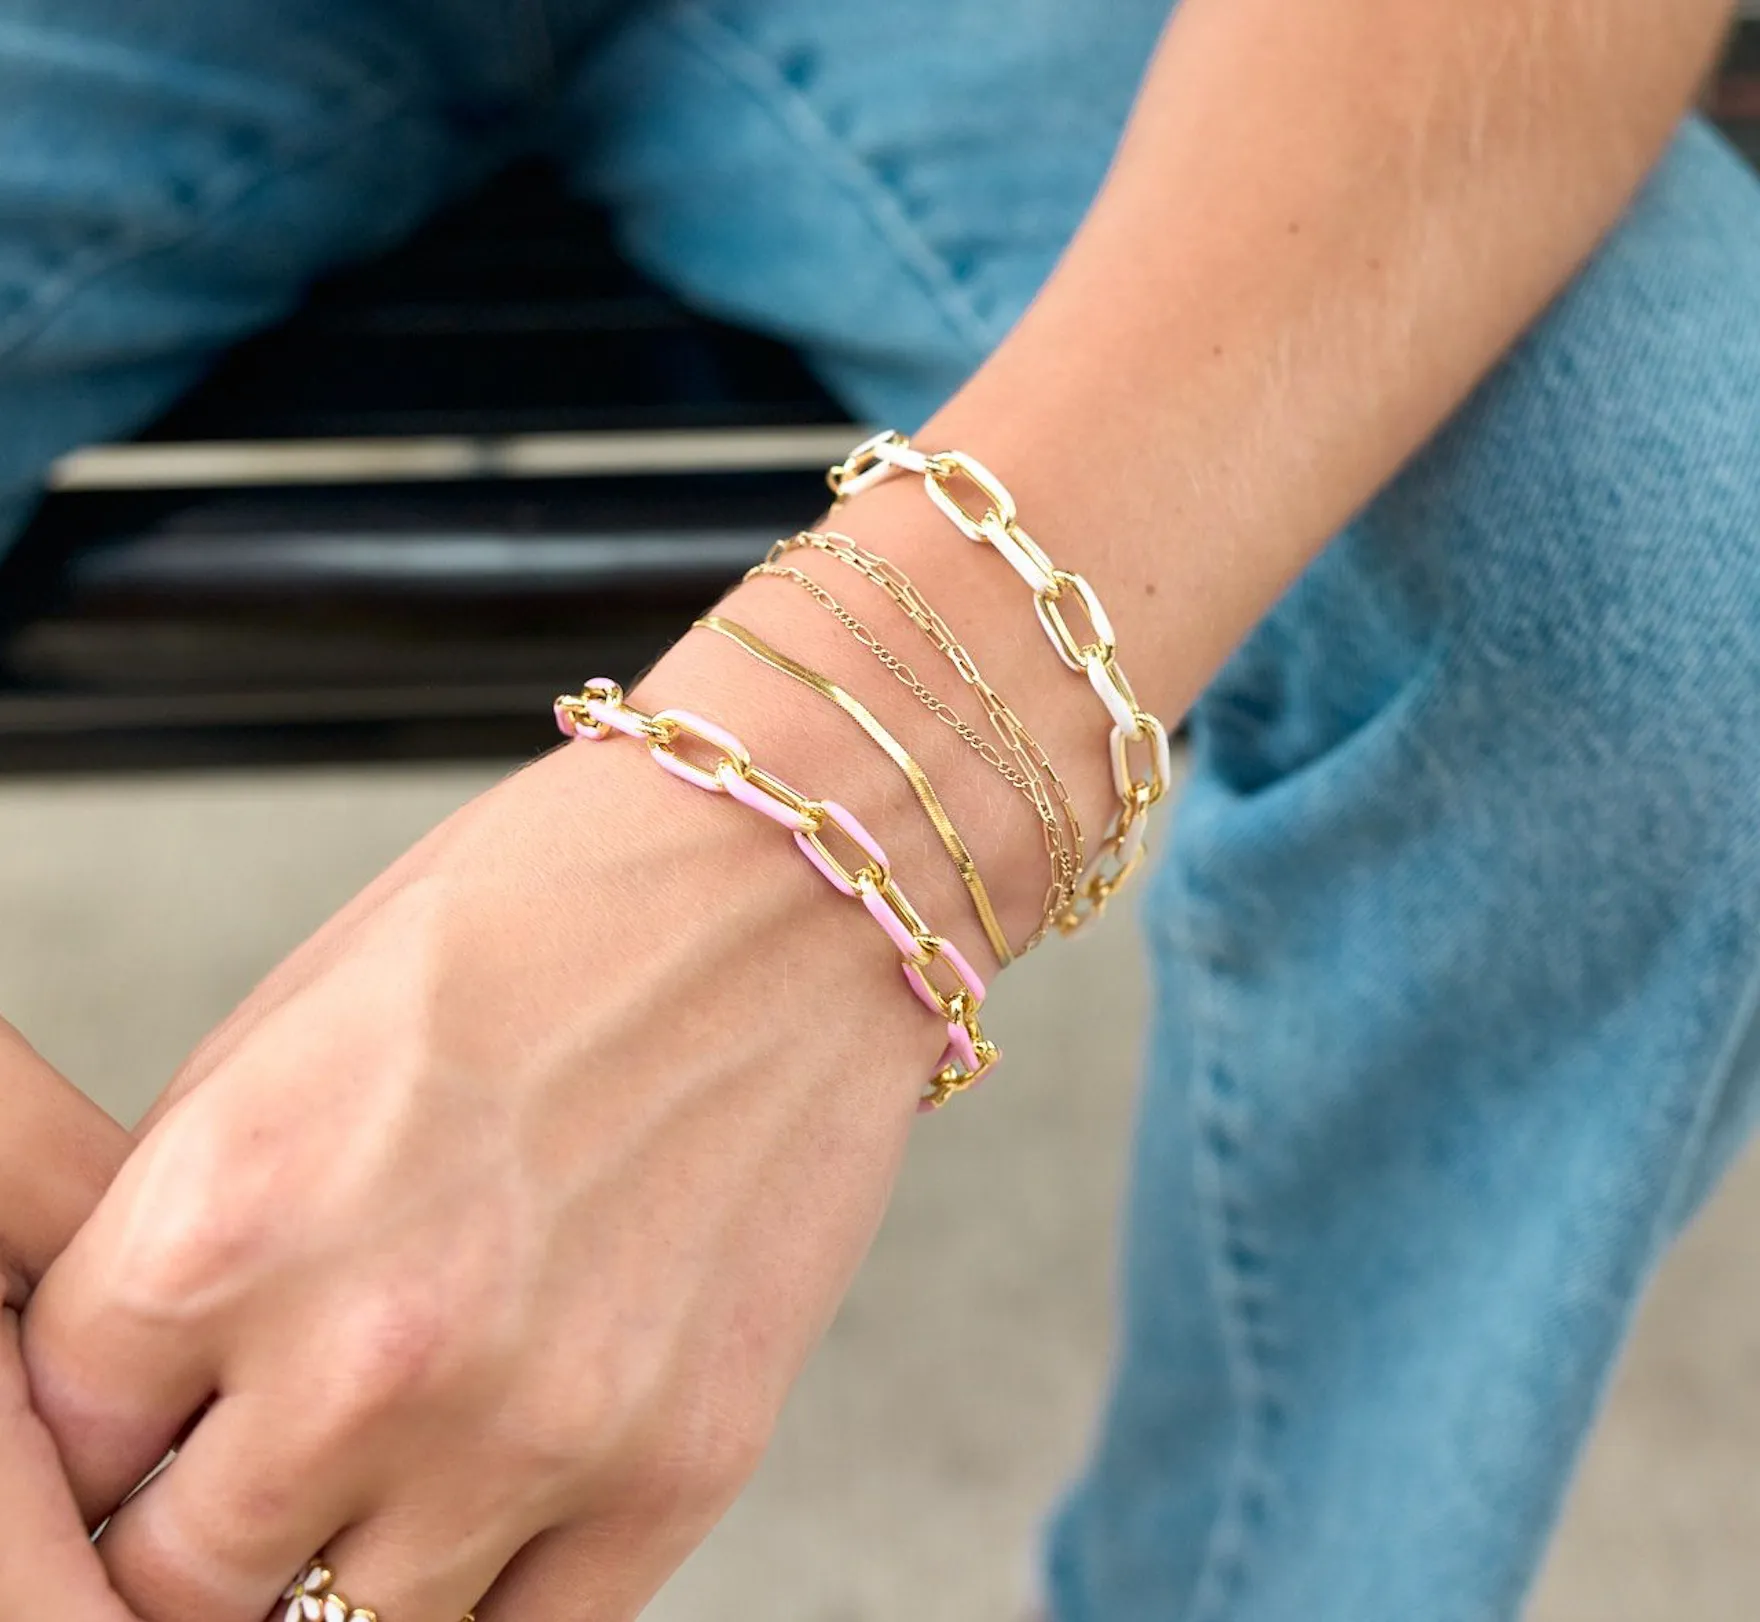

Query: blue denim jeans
[5,3,1760,1618]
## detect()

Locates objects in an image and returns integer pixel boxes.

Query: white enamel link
[923,449,1016,540]
[824,428,896,495]
[1033,570,1117,672]
[875,435,932,476]
[827,429,1174,935]
[827,428,929,499]
[1115,805,1151,869]
[1086,653,1143,735]
[982,511,1058,595]
[1109,713,1173,805]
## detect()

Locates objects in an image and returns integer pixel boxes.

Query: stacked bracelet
[550,435,1170,1113]
[749,535,1082,950]
[553,680,999,1111]
[694,613,1016,967]
[826,430,1173,932]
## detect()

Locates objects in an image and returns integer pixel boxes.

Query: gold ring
[281,1560,476,1622]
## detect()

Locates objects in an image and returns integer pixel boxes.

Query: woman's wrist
[646,498,1129,974]
[573,425,1189,1101]
[628,573,1054,982]
[532,686,947,1117]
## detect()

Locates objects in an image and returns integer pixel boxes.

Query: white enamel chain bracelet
[826,429,1173,932]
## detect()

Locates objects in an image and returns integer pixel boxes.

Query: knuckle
[107,1507,264,1621]
[325,1283,460,1420]
[106,1129,273,1328]
[493,1400,604,1506]
[120,1208,256,1317]
[107,1533,188,1618]
[635,1399,773,1517]
[518,1363,623,1479]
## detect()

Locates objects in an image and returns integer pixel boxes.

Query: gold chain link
[765,530,1089,909]
[826,438,1173,933]
[747,565,1030,790]
[750,535,1084,950]
[694,614,1015,967]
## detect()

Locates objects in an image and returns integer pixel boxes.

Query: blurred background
[3,12,1759,1621]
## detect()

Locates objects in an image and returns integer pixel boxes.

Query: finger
[22,1201,220,1526]
[88,1391,360,1622]
[278,1502,522,1622]
[0,1311,147,1622]
[475,1513,709,1622]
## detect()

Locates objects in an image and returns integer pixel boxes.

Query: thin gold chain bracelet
[693,613,1015,967]
[746,561,1032,791]
[826,431,1173,931]
[766,530,1089,885]
[747,546,1081,950]
[763,531,1090,919]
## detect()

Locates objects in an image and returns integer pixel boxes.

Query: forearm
[918,0,1732,704]
[651,0,1730,972]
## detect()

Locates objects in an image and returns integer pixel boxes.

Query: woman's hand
[0,1018,140,1621]
[20,631,962,1622]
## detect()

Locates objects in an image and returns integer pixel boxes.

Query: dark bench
[4,21,1756,776]
[0,165,856,772]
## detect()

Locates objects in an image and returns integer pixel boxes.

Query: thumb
[0,1311,148,1621]
[0,1023,147,1619]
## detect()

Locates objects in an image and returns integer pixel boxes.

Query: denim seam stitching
[0,84,418,369]
[1196,601,1458,819]
[1172,603,1460,1615]
[656,1,1002,365]
[1181,870,1284,1622]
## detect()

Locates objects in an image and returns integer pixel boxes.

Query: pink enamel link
[551,680,1001,1108]
[554,677,650,741]
[555,679,615,740]
[857,873,929,959]
[794,800,887,896]
[647,708,749,793]
[937,1020,982,1083]
[901,937,986,1020]
[903,937,990,1106]
[850,870,989,1019]
[590,697,651,739]
[854,875,990,1102]
[718,762,816,831]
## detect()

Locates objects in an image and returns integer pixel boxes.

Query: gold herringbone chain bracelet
[750,536,1082,950]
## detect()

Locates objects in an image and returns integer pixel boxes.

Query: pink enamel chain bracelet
[553,679,1000,1111]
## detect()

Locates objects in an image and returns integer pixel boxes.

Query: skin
[13,1,1738,1618]
[0,1020,138,1621]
